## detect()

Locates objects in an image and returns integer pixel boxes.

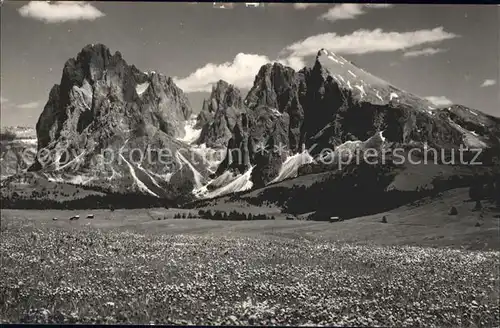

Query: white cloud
[283,27,459,58]
[293,3,324,10]
[17,101,40,109]
[403,47,447,57]
[0,97,8,104]
[18,1,105,23]
[480,79,497,87]
[174,53,305,93]
[425,96,453,107]
[276,56,306,71]
[174,53,270,93]
[319,4,364,21]
[319,3,393,22]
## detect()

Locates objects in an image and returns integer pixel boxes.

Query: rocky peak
[28,44,203,199]
[36,43,192,153]
[244,62,306,153]
[245,62,299,112]
[211,80,230,110]
[195,80,245,148]
[212,63,303,186]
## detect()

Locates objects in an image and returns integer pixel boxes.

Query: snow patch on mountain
[56,151,87,171]
[390,92,399,101]
[71,80,93,111]
[136,163,162,188]
[193,170,236,198]
[269,150,314,184]
[320,131,387,163]
[317,49,392,100]
[120,154,159,197]
[270,108,282,116]
[327,55,341,64]
[447,119,488,149]
[46,174,95,186]
[135,82,150,96]
[149,172,173,183]
[201,166,254,199]
[175,150,204,189]
[178,115,202,145]
[355,85,366,97]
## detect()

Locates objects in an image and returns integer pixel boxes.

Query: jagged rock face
[246,63,306,153]
[214,106,290,187]
[36,44,191,152]
[442,105,500,148]
[27,44,207,200]
[195,99,214,130]
[213,49,500,187]
[212,64,304,186]
[300,52,469,152]
[6,45,500,202]
[196,80,245,148]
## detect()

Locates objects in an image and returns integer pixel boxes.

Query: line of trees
[198,209,275,221]
[1,193,173,210]
[173,212,196,219]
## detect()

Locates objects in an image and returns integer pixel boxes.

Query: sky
[0,1,499,127]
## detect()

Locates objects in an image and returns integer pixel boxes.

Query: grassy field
[1,188,499,326]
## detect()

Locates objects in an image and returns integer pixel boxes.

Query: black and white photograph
[0,1,499,326]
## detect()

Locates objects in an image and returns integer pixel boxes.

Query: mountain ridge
[2,43,499,207]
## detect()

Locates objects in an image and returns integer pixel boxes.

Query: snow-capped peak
[316,48,394,104]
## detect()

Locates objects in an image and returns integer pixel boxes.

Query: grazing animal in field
[448,206,458,215]
[381,215,388,223]
[87,214,94,219]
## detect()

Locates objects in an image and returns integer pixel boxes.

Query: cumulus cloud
[17,101,40,109]
[403,47,447,57]
[174,53,270,93]
[18,1,105,23]
[283,27,459,58]
[480,79,497,87]
[425,96,453,107]
[293,3,324,10]
[319,3,393,22]
[174,53,305,93]
[276,56,306,70]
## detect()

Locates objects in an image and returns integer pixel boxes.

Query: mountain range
[1,44,499,211]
